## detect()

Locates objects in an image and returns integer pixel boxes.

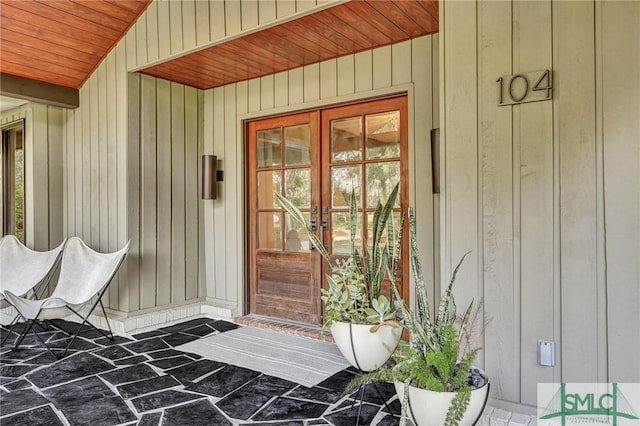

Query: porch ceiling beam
[1,73,79,109]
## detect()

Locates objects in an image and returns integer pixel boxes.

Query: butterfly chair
[0,235,66,343]
[4,237,130,357]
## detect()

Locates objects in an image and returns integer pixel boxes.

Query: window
[1,120,26,243]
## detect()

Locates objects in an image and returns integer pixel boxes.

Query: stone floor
[0,317,402,425]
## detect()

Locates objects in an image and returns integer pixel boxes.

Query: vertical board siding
[277,0,297,19]
[60,55,203,314]
[410,34,435,318]
[121,37,136,313]
[303,64,320,103]
[258,1,277,24]
[169,0,184,54]
[442,0,640,410]
[224,84,240,304]
[601,1,640,383]
[555,0,599,383]
[516,0,557,405]
[185,87,200,301]
[274,72,289,107]
[354,51,373,93]
[202,89,216,299]
[138,74,204,310]
[145,1,160,63]
[106,53,119,310]
[30,104,50,251]
[170,82,187,304]
[212,87,227,300]
[477,0,515,400]
[156,79,174,307]
[63,55,126,309]
[442,0,479,308]
[319,60,337,100]
[182,0,197,51]
[197,91,206,299]
[195,1,211,46]
[98,65,110,303]
[336,55,355,96]
[202,36,438,314]
[136,6,149,66]
[140,75,158,310]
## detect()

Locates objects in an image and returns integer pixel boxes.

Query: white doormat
[175,325,351,388]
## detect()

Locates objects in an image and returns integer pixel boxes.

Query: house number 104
[497,69,552,106]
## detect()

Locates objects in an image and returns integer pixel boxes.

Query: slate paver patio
[0,318,401,425]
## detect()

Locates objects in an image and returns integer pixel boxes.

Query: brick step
[234,314,333,342]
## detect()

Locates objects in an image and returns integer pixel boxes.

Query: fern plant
[275,183,402,334]
[345,208,486,426]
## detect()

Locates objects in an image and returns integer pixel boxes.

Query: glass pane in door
[257,128,281,168]
[366,111,400,159]
[331,117,362,162]
[257,170,282,209]
[285,212,310,252]
[365,162,400,208]
[284,169,311,208]
[257,212,282,250]
[284,125,311,165]
[331,165,361,208]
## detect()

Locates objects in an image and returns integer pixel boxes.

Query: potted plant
[345,210,490,426]
[276,183,403,372]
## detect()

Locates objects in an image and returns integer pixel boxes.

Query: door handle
[321,217,328,231]
[310,219,317,231]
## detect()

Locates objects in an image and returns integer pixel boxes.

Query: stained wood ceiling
[0,0,437,92]
[0,0,151,89]
[139,0,439,90]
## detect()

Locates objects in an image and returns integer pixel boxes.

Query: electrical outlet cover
[538,340,555,367]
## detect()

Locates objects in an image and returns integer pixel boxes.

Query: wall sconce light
[201,155,224,199]
[431,128,440,194]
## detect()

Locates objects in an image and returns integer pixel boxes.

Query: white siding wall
[441,0,640,411]
[129,75,204,311]
[62,40,135,312]
[59,0,340,314]
[1,104,64,254]
[202,35,440,312]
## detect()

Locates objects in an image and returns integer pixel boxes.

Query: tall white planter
[394,378,490,426]
[330,322,402,372]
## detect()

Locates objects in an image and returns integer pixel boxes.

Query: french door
[247,96,408,324]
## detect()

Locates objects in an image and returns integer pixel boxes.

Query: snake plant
[275,183,402,333]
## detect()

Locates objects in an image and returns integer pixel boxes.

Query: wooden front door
[247,96,408,324]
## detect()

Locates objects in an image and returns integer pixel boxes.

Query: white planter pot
[330,321,402,372]
[394,377,490,426]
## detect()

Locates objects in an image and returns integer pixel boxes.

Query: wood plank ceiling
[0,0,437,92]
[139,0,439,90]
[0,0,151,89]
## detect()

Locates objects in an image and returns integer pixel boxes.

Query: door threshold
[234,314,332,342]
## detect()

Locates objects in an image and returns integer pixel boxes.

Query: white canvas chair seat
[0,235,65,309]
[2,294,69,320]
[4,237,130,357]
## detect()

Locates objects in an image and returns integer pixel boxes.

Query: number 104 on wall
[497,69,552,106]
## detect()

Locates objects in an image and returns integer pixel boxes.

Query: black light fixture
[201,155,224,199]
[431,128,440,194]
